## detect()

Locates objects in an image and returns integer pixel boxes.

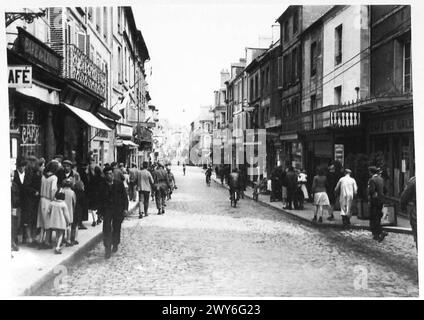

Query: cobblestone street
[36,167,419,297]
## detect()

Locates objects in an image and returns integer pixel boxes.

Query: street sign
[8,65,32,88]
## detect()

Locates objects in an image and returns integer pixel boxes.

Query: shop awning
[62,103,111,131]
[122,140,139,148]
[16,82,60,105]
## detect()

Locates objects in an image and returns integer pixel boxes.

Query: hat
[27,155,37,162]
[328,165,335,170]
[368,166,378,174]
[344,168,352,174]
[103,166,113,174]
[62,160,72,166]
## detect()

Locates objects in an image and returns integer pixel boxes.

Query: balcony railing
[64,44,106,98]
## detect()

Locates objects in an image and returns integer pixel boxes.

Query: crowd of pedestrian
[214,161,416,245]
[11,154,179,258]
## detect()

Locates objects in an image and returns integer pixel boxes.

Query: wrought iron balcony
[63,43,106,99]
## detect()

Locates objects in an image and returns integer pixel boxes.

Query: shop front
[116,123,138,166]
[366,109,414,198]
[279,133,304,170]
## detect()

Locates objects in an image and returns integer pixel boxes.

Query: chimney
[220,69,230,88]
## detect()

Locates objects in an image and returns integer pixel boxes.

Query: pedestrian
[13,159,38,246]
[98,166,129,259]
[87,164,103,227]
[71,178,85,245]
[166,166,176,200]
[205,165,212,186]
[62,178,76,247]
[111,162,125,182]
[334,169,358,227]
[76,162,89,230]
[128,164,138,202]
[326,165,338,221]
[123,167,130,198]
[37,161,59,249]
[154,163,170,215]
[298,169,309,202]
[293,169,305,210]
[11,169,20,252]
[228,168,241,203]
[284,167,297,210]
[57,159,80,188]
[27,156,42,242]
[48,191,71,254]
[367,166,388,242]
[311,166,330,223]
[270,166,281,202]
[400,176,416,249]
[136,161,155,218]
[183,163,186,176]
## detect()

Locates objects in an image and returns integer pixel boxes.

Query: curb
[211,177,412,235]
[20,203,140,296]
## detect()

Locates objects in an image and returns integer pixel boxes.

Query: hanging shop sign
[8,65,32,88]
[369,114,414,134]
[20,124,40,146]
[334,144,344,165]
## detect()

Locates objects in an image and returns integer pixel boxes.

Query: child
[62,178,76,247]
[48,191,71,254]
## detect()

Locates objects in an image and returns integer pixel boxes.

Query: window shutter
[77,32,85,53]
[86,34,90,57]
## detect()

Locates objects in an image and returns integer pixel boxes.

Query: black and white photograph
[0,0,421,300]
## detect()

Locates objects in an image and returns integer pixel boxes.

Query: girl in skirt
[311,167,330,223]
[62,178,76,247]
[48,191,71,254]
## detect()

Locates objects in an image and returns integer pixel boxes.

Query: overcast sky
[133,0,286,126]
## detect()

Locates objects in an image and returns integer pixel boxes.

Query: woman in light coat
[37,161,59,249]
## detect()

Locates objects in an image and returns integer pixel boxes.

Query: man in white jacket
[335,169,358,227]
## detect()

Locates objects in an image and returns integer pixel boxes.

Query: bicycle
[230,189,239,207]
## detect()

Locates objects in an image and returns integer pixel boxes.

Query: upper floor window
[117,7,122,33]
[404,41,411,92]
[334,86,342,105]
[103,7,108,40]
[284,20,289,42]
[310,41,317,77]
[278,56,283,87]
[96,7,101,32]
[293,10,298,35]
[335,24,343,65]
[310,94,316,111]
[292,47,298,82]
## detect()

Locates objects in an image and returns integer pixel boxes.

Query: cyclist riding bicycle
[228,168,240,205]
[205,166,212,185]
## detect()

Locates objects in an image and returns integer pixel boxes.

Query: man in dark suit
[98,166,129,259]
[368,166,387,242]
[13,159,38,245]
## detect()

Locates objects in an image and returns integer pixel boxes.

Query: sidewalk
[211,174,412,235]
[10,200,140,296]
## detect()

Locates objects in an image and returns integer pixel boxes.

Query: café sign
[20,124,40,146]
[8,65,32,88]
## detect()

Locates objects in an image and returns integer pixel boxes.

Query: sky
[132,0,287,127]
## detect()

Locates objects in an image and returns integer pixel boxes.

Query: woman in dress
[311,166,330,223]
[36,161,59,249]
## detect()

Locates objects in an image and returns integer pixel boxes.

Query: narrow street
[36,166,418,297]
